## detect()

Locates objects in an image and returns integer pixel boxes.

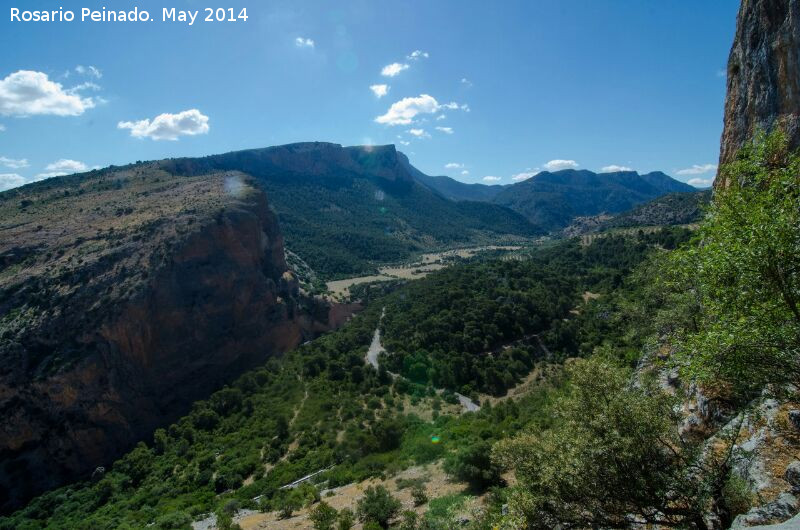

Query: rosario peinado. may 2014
[9,6,249,25]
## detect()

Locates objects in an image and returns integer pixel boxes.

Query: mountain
[0,166,347,512]
[159,143,540,278]
[491,169,695,232]
[414,173,504,202]
[718,0,800,185]
[563,190,712,236]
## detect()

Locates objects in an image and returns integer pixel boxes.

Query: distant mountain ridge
[416,168,695,231]
[158,142,540,278]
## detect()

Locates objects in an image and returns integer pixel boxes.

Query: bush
[356,485,402,529]
[443,439,502,490]
[411,484,427,506]
[309,501,338,530]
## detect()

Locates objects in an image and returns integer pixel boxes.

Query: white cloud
[461,170,469,175]
[406,50,429,60]
[407,128,430,138]
[399,140,410,146]
[512,170,540,181]
[75,65,102,78]
[599,164,633,173]
[461,78,473,87]
[0,173,26,191]
[444,162,463,169]
[118,109,210,141]
[0,70,96,116]
[483,176,502,182]
[0,124,5,131]
[375,94,467,126]
[45,159,88,173]
[68,81,101,93]
[435,126,453,134]
[676,163,717,176]
[295,37,315,48]
[370,84,389,98]
[688,177,714,187]
[543,159,579,171]
[0,156,29,169]
[381,62,409,77]
[435,114,446,121]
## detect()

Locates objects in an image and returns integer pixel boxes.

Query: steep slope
[718,0,800,186]
[563,190,712,236]
[492,169,695,232]
[0,167,339,512]
[160,143,539,278]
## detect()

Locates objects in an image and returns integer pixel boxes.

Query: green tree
[309,501,338,530]
[668,130,800,396]
[494,357,735,529]
[337,508,355,530]
[356,485,402,529]
[443,439,502,490]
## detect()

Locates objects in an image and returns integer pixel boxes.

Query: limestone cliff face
[718,0,800,187]
[0,173,344,512]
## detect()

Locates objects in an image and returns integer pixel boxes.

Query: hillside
[0,167,342,513]
[563,189,712,236]
[492,169,695,232]
[159,143,540,278]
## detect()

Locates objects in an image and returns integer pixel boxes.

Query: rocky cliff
[0,167,343,512]
[718,0,800,187]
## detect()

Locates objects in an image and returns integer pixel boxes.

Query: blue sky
[0,0,739,191]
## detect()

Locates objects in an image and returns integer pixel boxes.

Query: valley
[3,0,800,528]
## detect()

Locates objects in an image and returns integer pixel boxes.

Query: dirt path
[367,309,479,412]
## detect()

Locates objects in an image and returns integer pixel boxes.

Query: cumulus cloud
[406,50,429,60]
[381,62,409,77]
[512,170,540,181]
[0,156,29,169]
[445,162,464,169]
[676,163,717,176]
[45,159,88,173]
[483,176,502,182]
[75,65,102,79]
[407,128,430,138]
[543,159,579,171]
[295,37,315,48]
[600,164,633,173]
[688,177,714,187]
[435,126,453,134]
[375,94,467,126]
[0,173,31,191]
[118,109,210,141]
[370,84,389,98]
[0,70,96,116]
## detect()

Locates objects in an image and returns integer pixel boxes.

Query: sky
[0,0,740,191]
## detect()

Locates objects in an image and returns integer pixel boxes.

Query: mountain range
[417,168,696,232]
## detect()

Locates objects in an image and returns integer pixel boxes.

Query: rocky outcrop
[718,0,800,187]
[0,171,349,513]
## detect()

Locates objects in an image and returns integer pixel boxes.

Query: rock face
[718,0,800,187]
[0,168,343,512]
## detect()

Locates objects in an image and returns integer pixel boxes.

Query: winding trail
[366,308,480,413]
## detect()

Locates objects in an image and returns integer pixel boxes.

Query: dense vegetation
[160,145,538,279]
[381,228,693,396]
[1,224,689,529]
[496,131,799,529]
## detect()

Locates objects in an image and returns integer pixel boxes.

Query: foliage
[309,501,338,530]
[668,131,800,397]
[411,484,427,506]
[494,356,724,529]
[443,440,502,491]
[356,485,402,528]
